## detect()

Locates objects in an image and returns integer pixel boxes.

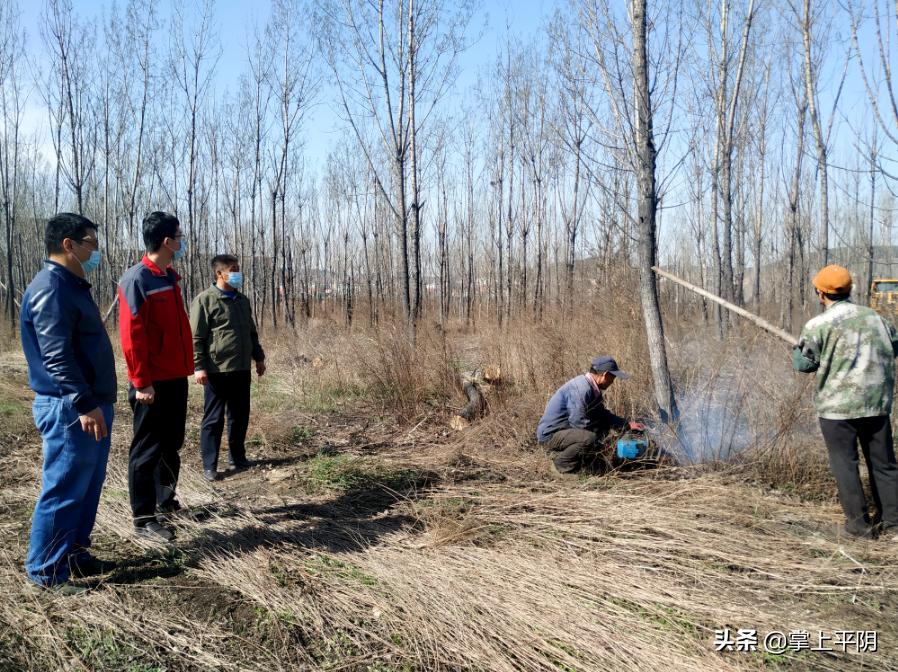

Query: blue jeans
[25,396,113,586]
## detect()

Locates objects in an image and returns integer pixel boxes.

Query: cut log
[458,380,485,421]
[449,367,501,430]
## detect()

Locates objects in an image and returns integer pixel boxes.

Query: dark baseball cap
[590,355,631,379]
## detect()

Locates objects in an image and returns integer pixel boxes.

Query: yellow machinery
[869,279,898,317]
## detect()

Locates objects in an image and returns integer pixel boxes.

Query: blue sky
[17,0,891,227]
[19,0,555,166]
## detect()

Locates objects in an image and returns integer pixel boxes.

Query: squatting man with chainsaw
[793,265,898,540]
[536,355,645,475]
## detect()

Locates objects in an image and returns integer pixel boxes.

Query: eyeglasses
[76,237,100,251]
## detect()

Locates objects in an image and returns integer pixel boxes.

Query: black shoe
[69,554,118,578]
[135,520,175,542]
[228,460,251,472]
[157,499,182,514]
[204,469,219,482]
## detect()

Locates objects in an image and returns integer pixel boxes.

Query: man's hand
[792,344,819,373]
[136,385,155,405]
[256,360,267,377]
[195,370,209,386]
[628,421,646,431]
[79,407,108,441]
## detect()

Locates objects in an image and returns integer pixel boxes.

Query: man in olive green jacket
[190,255,266,481]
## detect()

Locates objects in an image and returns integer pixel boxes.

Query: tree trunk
[866,145,877,306]
[800,0,830,265]
[785,97,807,332]
[407,0,422,331]
[632,0,678,423]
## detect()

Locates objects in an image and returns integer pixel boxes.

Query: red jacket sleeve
[118,284,153,389]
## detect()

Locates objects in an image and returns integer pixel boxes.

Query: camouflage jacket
[793,299,898,419]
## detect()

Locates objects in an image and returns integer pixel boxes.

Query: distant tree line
[0,0,896,356]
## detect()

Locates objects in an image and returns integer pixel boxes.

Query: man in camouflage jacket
[793,265,898,539]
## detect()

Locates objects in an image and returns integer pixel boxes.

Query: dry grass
[1,303,896,671]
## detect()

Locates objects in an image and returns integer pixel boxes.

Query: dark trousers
[200,370,251,471]
[128,377,188,525]
[543,428,610,473]
[819,415,898,533]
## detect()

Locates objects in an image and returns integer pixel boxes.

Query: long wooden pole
[652,266,798,346]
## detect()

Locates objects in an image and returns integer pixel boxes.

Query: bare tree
[581,0,682,422]
[169,0,219,300]
[699,0,756,330]
[550,16,592,311]
[240,25,273,320]
[122,0,157,240]
[864,131,881,305]
[749,60,772,310]
[0,0,24,325]
[266,0,316,328]
[787,0,847,266]
[42,0,98,215]
[317,0,473,338]
[848,0,898,151]
[784,80,807,334]
[461,112,478,326]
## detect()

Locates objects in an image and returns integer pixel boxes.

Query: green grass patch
[0,396,28,419]
[366,663,415,672]
[100,487,129,502]
[296,382,368,413]
[607,596,700,636]
[250,373,304,412]
[64,624,145,670]
[0,393,33,437]
[252,376,367,414]
[289,425,316,445]
[268,560,310,589]
[306,553,380,587]
[310,629,360,667]
[307,627,414,670]
[298,452,420,493]
[753,648,819,669]
[252,604,301,629]
[546,638,585,672]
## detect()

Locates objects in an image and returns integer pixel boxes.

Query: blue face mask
[75,242,101,274]
[172,237,185,261]
[227,271,244,289]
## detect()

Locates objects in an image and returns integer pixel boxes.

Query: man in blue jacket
[537,355,642,474]
[20,213,117,594]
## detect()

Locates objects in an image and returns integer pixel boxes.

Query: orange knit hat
[812,265,853,294]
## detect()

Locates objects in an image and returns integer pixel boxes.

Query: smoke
[667,374,753,463]
[656,334,811,464]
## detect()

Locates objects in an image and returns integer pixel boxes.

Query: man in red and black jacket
[118,211,194,542]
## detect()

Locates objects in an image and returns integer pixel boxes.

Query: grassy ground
[1,320,897,671]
